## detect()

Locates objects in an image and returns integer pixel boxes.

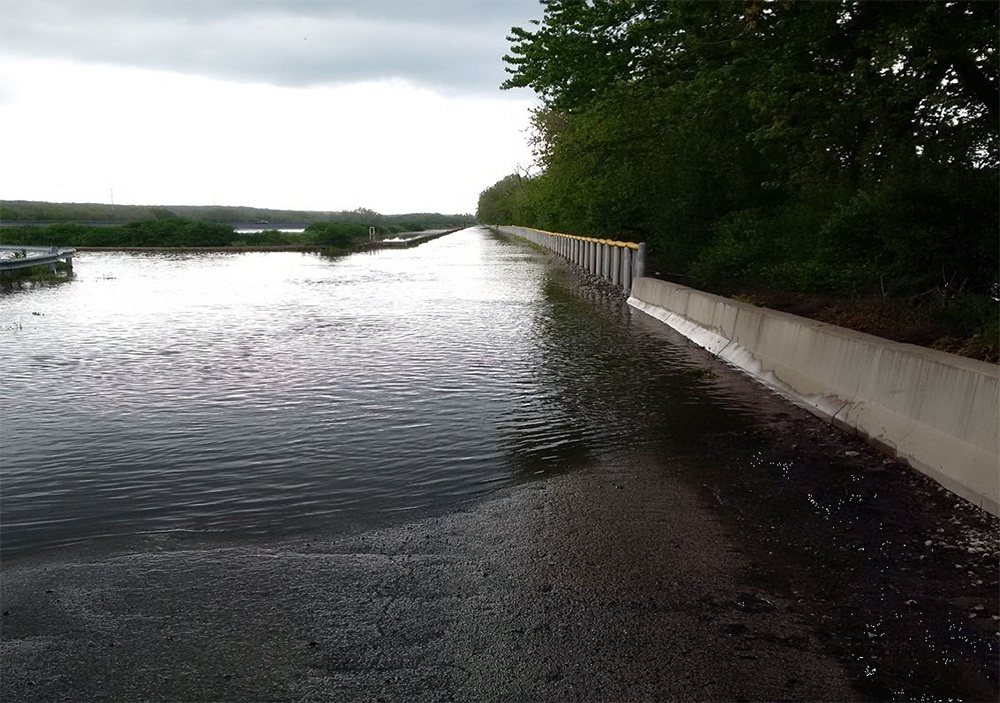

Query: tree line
[0,200,475,232]
[0,216,450,250]
[479,0,997,306]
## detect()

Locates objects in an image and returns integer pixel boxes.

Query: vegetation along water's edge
[0,206,474,286]
[478,1,997,363]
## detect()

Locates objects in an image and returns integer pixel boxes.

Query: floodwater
[1,226,997,701]
[0,226,749,560]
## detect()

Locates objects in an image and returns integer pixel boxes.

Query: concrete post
[612,246,621,286]
[635,242,647,280]
[622,249,632,294]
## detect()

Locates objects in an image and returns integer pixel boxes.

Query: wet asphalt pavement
[2,457,864,702]
[2,411,998,702]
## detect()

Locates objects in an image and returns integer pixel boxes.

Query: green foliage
[13,224,75,247]
[241,229,305,246]
[477,174,540,226]
[690,209,774,291]
[1,219,237,248]
[489,0,998,303]
[0,200,478,231]
[125,219,235,247]
[1,212,475,251]
[305,222,370,248]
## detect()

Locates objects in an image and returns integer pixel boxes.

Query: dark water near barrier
[0,226,752,560]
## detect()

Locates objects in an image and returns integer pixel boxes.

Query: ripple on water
[0,229,732,558]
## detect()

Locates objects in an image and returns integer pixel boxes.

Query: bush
[121,219,235,247]
[690,210,774,292]
[306,222,369,248]
[2,219,237,247]
[817,173,998,298]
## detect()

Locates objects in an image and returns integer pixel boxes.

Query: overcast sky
[0,0,542,215]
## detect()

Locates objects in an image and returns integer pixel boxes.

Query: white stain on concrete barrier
[628,276,1000,517]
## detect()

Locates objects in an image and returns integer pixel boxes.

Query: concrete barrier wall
[628,276,1000,516]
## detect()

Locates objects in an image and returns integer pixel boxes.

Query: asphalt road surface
[2,380,997,702]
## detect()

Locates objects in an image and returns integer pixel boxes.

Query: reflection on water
[0,227,743,559]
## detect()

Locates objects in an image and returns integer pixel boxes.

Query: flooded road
[1,228,751,559]
[1,227,997,700]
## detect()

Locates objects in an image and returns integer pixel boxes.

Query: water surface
[0,227,742,559]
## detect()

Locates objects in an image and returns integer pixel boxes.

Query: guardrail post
[494,226,644,297]
[622,248,632,294]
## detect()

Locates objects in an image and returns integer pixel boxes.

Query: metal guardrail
[492,226,646,294]
[0,245,76,273]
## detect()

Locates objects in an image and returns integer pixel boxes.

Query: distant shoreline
[72,245,323,253]
[0,222,310,230]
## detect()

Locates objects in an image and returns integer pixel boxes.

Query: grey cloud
[0,0,541,95]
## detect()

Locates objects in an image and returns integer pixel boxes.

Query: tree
[477,173,537,225]
[499,0,998,297]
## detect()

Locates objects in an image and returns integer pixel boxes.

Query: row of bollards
[492,226,646,296]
